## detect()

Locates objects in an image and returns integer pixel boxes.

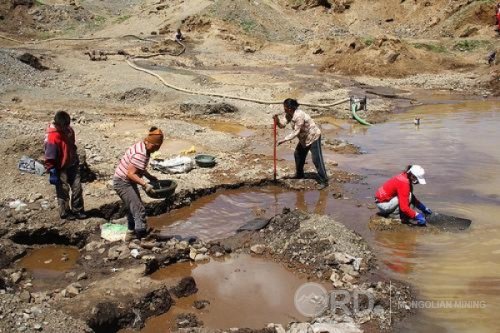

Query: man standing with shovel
[273,98,329,190]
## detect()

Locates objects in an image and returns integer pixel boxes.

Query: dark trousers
[294,136,328,184]
[113,177,147,232]
[55,164,84,217]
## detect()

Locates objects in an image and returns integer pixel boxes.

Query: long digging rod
[273,118,277,182]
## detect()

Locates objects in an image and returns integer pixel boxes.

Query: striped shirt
[114,141,150,181]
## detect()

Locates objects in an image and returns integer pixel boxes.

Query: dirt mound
[179,102,238,115]
[86,287,173,332]
[181,14,212,33]
[29,4,95,31]
[320,36,472,77]
[488,69,500,96]
[3,136,44,157]
[0,3,95,36]
[0,2,34,36]
[288,0,332,10]
[17,52,49,71]
[158,14,211,36]
[438,1,497,37]
[10,0,34,9]
[204,0,305,43]
[145,39,184,55]
[324,139,361,154]
[110,87,160,103]
[0,50,55,91]
[222,209,373,279]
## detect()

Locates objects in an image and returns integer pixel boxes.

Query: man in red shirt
[44,111,86,220]
[496,4,500,33]
[374,165,432,225]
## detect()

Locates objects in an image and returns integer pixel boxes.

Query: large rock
[250,244,266,255]
[292,0,331,10]
[16,53,48,71]
[11,0,34,8]
[87,287,173,331]
[170,276,198,298]
[311,322,363,333]
[288,322,314,333]
[0,239,26,269]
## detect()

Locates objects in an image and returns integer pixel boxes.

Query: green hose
[351,102,372,126]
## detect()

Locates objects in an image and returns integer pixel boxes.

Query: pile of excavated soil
[0,293,92,333]
[320,36,473,78]
[222,209,373,280]
[0,50,55,93]
[220,209,414,330]
[488,69,500,96]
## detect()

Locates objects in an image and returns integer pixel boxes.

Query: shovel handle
[273,118,277,181]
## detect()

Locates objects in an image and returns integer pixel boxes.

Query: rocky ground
[1,209,414,333]
[0,0,498,332]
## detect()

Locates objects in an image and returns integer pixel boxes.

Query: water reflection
[149,186,371,241]
[336,99,500,333]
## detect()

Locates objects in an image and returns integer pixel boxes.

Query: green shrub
[362,36,374,46]
[453,40,491,52]
[413,43,447,53]
[115,15,131,24]
[241,19,257,33]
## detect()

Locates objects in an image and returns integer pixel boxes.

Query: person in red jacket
[374,165,432,225]
[44,111,86,220]
[497,4,500,33]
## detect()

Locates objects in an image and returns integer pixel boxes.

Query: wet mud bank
[0,194,414,333]
[0,107,409,333]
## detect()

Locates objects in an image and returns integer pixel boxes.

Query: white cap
[409,165,426,184]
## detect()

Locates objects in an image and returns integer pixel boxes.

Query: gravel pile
[0,292,92,333]
[0,50,55,93]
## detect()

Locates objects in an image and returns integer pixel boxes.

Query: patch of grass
[288,0,305,6]
[115,15,131,24]
[362,36,374,46]
[34,0,45,5]
[37,31,53,39]
[240,19,257,33]
[93,15,107,26]
[453,39,491,52]
[412,42,447,53]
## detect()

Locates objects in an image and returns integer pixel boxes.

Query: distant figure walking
[488,51,497,66]
[174,29,184,43]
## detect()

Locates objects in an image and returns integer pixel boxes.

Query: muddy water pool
[149,186,371,241]
[145,255,309,331]
[17,245,80,290]
[335,99,500,333]
[149,98,500,332]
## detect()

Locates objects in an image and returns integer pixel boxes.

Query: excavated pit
[9,227,87,247]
